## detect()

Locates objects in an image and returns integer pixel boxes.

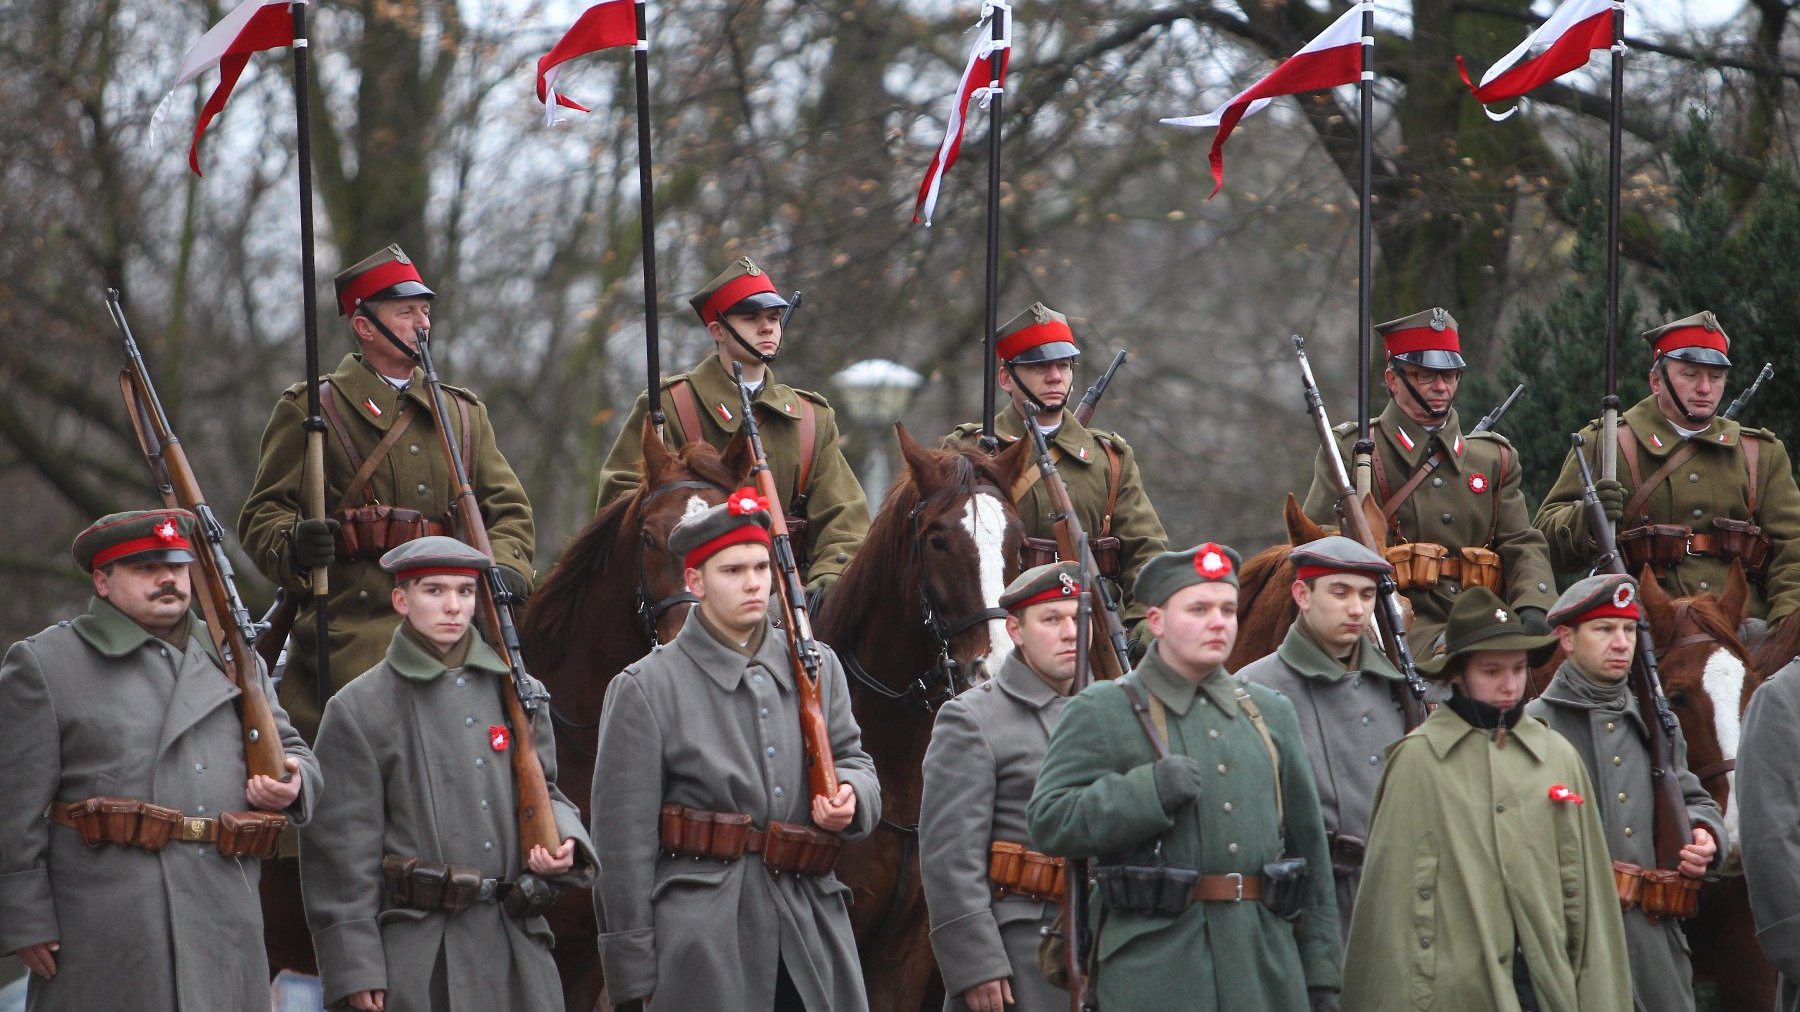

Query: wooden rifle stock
[107,291,288,781]
[1024,422,1130,680]
[412,332,561,861]
[1292,336,1426,728]
[1569,434,1693,871]
[733,364,839,804]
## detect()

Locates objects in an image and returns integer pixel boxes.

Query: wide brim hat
[1378,307,1466,371]
[1416,586,1557,677]
[1643,311,1732,368]
[997,302,1081,364]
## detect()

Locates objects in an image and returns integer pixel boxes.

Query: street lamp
[832,358,925,497]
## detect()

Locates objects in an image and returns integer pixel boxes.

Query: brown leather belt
[51,798,284,858]
[659,804,840,876]
[1192,872,1264,903]
[1021,536,1122,581]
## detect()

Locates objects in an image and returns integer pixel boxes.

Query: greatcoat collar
[1378,400,1467,473]
[1624,395,1744,454]
[994,651,1066,710]
[384,624,509,682]
[1415,698,1553,763]
[684,354,804,432]
[675,608,794,693]
[993,406,1105,469]
[1135,643,1236,718]
[1276,620,1402,685]
[73,596,221,666]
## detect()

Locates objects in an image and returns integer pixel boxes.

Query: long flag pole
[289,0,332,716]
[1353,0,1375,496]
[631,0,665,434]
[1600,6,1624,483]
[980,3,1008,447]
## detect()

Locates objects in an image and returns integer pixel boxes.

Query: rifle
[781,290,804,330]
[106,289,288,781]
[1725,362,1774,422]
[255,590,299,677]
[1072,350,1128,428]
[733,363,839,804]
[1024,418,1131,680]
[1061,540,1097,1011]
[1570,433,1693,874]
[412,328,562,861]
[1293,335,1426,727]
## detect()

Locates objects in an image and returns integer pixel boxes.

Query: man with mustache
[1238,536,1409,941]
[1303,308,1557,653]
[920,561,1085,1012]
[1535,312,1800,642]
[0,510,317,1011]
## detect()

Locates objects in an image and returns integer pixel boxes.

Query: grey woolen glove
[290,518,339,571]
[1518,606,1551,637]
[1309,988,1341,1012]
[495,564,532,602]
[1152,755,1205,812]
[1595,478,1626,524]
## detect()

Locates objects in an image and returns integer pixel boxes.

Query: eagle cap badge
[738,256,762,276]
[1429,308,1450,332]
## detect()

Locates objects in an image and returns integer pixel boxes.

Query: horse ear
[990,434,1035,492]
[641,416,673,486]
[1719,560,1750,631]
[1358,497,1388,552]
[895,423,939,487]
[1284,494,1328,546]
[721,429,756,483]
[1637,565,1677,630]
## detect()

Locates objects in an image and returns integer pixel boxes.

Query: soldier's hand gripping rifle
[734,363,840,805]
[1025,417,1131,680]
[1571,433,1694,877]
[411,328,561,860]
[1061,538,1098,1011]
[1293,335,1427,727]
[107,289,289,781]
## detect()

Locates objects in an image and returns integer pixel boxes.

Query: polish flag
[911,2,1012,226]
[536,0,640,126]
[152,0,295,177]
[1161,3,1368,198]
[1457,0,1620,121]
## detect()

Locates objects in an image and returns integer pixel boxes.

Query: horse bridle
[636,478,730,643]
[1653,600,1746,785]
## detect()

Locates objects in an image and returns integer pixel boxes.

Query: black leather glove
[1309,987,1341,1012]
[1518,606,1551,636]
[805,574,837,615]
[290,518,339,571]
[496,565,532,604]
[1594,478,1626,524]
[1152,755,1204,812]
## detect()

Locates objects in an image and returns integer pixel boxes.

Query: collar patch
[1649,432,1664,449]
[364,398,383,417]
[715,402,734,422]
[1395,428,1416,452]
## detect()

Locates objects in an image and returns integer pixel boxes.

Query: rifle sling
[1006,435,1123,534]
[671,377,817,505]
[1616,423,1763,523]
[1622,443,1704,525]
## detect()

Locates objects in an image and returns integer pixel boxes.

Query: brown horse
[518,421,749,1012]
[815,426,1030,1012]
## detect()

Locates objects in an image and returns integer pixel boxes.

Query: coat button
[475,758,486,769]
[752,674,765,684]
[195,804,207,814]
[1420,938,1431,949]
[1537,582,1549,592]
[1495,803,1505,813]
[1216,764,1228,774]
[1419,888,1431,900]
[766,746,777,758]
[1614,756,1623,766]
[484,841,494,852]
[358,590,369,601]
[1208,729,1220,739]
[774,787,786,798]
[1431,477,1444,488]
[1498,952,1509,964]
[836,552,848,563]
[1618,792,1628,802]
[1227,843,1239,854]
[456,676,467,687]
[760,707,770,719]
[1688,472,1700,483]
[1624,827,1634,837]
[480,799,489,810]
[1441,513,1454,525]
[1692,508,1704,519]
[1369,755,1380,765]
[194,762,205,773]
[160,647,169,658]
[1222,802,1234,813]
[1362,716,1371,726]
[466,717,475,727]
[417,483,429,496]
[1606,721,1616,732]
[1565,886,1577,897]
[410,444,421,455]
[1699,581,1710,591]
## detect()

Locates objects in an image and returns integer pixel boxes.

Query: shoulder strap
[1117,680,1171,757]
[1741,431,1763,515]
[1100,437,1123,536]
[1616,425,1646,492]
[1232,687,1285,827]
[456,392,473,477]
[794,395,817,503]
[1381,455,1438,528]
[1365,421,1400,539]
[1009,442,1058,503]
[1486,443,1509,546]
[1623,443,1704,525]
[317,381,364,477]
[337,407,417,512]
[669,379,703,446]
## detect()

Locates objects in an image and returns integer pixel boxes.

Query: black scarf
[1445,685,1526,733]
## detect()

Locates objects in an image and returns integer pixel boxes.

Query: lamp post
[832,358,925,498]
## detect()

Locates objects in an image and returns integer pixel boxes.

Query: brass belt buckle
[1226,871,1244,902]
[182,817,210,842]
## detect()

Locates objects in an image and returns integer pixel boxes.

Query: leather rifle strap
[795,395,817,503]
[1487,443,1509,546]
[1617,426,1646,491]
[1382,453,1440,528]
[336,406,417,512]
[1009,442,1059,504]
[1744,433,1762,515]
[1623,443,1704,525]
[1100,437,1122,536]
[1117,681,1170,757]
[669,379,704,448]
[318,381,367,496]
[1233,687,1284,828]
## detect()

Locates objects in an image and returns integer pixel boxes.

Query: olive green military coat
[1027,646,1342,1010]
[595,355,870,585]
[944,408,1168,638]
[239,352,535,739]
[919,653,1070,1010]
[1736,657,1800,1012]
[1342,705,1631,1012]
[300,627,593,1012]
[1525,660,1724,1012]
[591,611,881,1010]
[0,600,318,1012]
[1533,397,1800,622]
[1238,623,1408,941]
[1304,402,1557,652]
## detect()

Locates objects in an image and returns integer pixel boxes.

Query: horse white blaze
[964,491,1012,676]
[682,494,709,522]
[1701,647,1748,856]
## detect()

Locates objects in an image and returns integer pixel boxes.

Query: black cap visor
[1007,340,1081,365]
[1663,347,1731,368]
[113,547,199,568]
[365,280,436,304]
[1391,349,1466,371]
[722,291,790,318]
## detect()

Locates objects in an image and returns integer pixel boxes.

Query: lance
[1352,0,1376,498]
[979,2,1011,448]
[289,0,332,717]
[630,0,666,435]
[1599,5,1625,486]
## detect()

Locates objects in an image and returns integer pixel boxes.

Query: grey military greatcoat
[0,599,318,1012]
[1736,657,1800,1011]
[1526,661,1724,1012]
[1238,622,1407,940]
[592,611,881,1010]
[919,653,1070,1010]
[300,627,593,1011]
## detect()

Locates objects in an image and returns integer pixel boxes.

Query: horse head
[1639,561,1755,864]
[636,420,751,643]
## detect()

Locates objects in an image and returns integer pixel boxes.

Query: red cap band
[1382,325,1462,358]
[682,525,773,571]
[92,532,196,570]
[1652,326,1729,360]
[996,320,1076,361]
[339,260,427,316]
[1567,601,1640,625]
[700,272,780,324]
[395,566,482,583]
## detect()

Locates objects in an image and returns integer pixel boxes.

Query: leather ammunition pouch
[988,840,1066,902]
[658,804,841,876]
[502,873,560,919]
[1618,520,1773,582]
[1259,857,1310,921]
[1384,543,1503,593]
[1021,536,1122,581]
[52,798,283,858]
[1612,860,1700,921]
[382,855,556,918]
[1095,844,1307,917]
[331,503,452,561]
[1327,831,1366,878]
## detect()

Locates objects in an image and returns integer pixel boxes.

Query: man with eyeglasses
[1302,307,1556,653]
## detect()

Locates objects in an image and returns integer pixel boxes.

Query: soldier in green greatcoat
[1303,308,1556,653]
[239,244,535,740]
[1534,311,1800,634]
[1028,543,1342,1011]
[943,303,1168,648]
[595,255,870,600]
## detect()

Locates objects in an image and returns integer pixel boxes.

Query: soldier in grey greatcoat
[1525,573,1721,1012]
[591,493,881,1011]
[1238,536,1409,941]
[1741,655,1800,1012]
[0,510,317,1012]
[921,561,1084,1012]
[300,537,593,1012]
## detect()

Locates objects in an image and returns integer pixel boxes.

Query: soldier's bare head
[687,543,773,639]
[392,573,478,653]
[93,560,191,638]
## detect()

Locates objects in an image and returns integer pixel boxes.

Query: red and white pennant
[151,0,296,177]
[536,0,641,127]
[1161,2,1368,198]
[912,1,1012,226]
[1457,0,1622,121]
